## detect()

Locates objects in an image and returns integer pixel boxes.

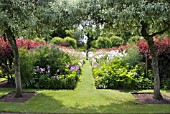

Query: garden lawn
[0,61,170,113]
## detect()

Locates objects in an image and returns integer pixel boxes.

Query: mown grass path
[0,61,170,113]
[75,61,96,91]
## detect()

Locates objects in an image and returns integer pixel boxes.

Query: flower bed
[93,57,153,89]
[20,45,83,89]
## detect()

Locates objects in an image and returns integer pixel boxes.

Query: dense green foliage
[90,40,97,48]
[20,45,81,89]
[50,37,64,45]
[127,36,143,44]
[0,0,169,100]
[64,37,77,48]
[0,62,170,113]
[110,36,124,47]
[96,37,112,48]
[122,46,141,66]
[34,38,46,43]
[93,57,153,89]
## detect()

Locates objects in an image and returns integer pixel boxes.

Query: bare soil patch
[0,81,15,88]
[0,91,37,103]
[132,92,170,104]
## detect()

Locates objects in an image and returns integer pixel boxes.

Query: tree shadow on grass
[24,92,142,114]
[0,88,14,97]
[25,93,99,113]
[1,92,170,114]
[117,88,140,93]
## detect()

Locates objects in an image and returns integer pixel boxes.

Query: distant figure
[86,49,89,60]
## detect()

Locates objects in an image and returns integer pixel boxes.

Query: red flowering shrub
[16,38,45,50]
[0,38,13,81]
[0,36,45,82]
[96,44,130,52]
[137,37,170,89]
[137,37,170,56]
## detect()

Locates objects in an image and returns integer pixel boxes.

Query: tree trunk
[5,28,22,98]
[152,53,162,100]
[147,38,163,100]
[145,54,148,77]
[141,21,162,100]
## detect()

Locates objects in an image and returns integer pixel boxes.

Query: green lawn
[0,61,170,113]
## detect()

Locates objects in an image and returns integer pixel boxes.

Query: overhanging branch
[150,21,170,37]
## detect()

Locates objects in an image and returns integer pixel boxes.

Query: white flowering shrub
[88,49,127,68]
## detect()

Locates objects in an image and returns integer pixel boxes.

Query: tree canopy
[76,0,170,100]
[0,0,170,99]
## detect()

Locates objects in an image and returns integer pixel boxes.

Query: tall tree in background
[50,0,82,37]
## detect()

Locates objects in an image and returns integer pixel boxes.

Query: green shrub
[161,78,170,89]
[20,48,38,86]
[96,37,112,48]
[50,37,64,45]
[90,40,97,48]
[20,45,81,89]
[33,46,71,76]
[110,36,124,47]
[93,57,153,89]
[29,67,80,89]
[122,46,141,66]
[64,37,77,48]
[128,36,143,44]
[89,47,97,52]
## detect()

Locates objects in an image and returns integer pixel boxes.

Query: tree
[0,0,55,97]
[86,0,170,100]
[0,0,83,97]
[0,0,35,97]
[50,0,83,36]
[114,0,170,100]
[78,0,170,100]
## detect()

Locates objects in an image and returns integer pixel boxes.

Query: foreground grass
[0,61,170,113]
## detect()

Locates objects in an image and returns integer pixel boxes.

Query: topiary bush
[128,36,143,44]
[96,36,112,48]
[50,37,64,45]
[110,36,124,47]
[64,37,77,48]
